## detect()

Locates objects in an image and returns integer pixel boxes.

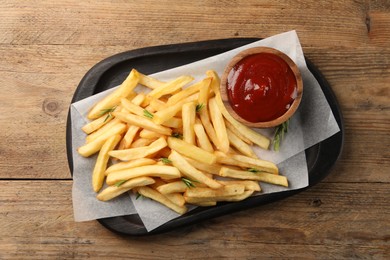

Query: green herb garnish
[247,168,260,173]
[136,193,144,200]
[196,103,204,113]
[181,177,198,188]
[114,180,127,187]
[273,120,289,151]
[99,106,117,122]
[143,109,154,119]
[159,158,172,164]
[171,132,183,139]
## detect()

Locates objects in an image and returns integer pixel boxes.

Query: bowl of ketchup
[220,47,303,128]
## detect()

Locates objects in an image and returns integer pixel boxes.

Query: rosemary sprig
[99,106,117,122]
[196,103,204,113]
[143,109,154,119]
[273,120,289,151]
[136,193,144,200]
[247,168,260,173]
[159,158,172,164]
[181,177,198,188]
[114,180,127,187]
[171,132,183,139]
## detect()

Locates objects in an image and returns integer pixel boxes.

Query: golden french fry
[190,201,217,207]
[139,129,165,139]
[92,134,122,192]
[105,158,156,174]
[145,75,194,104]
[184,190,254,204]
[165,193,186,207]
[217,180,261,192]
[78,123,127,157]
[161,117,182,129]
[226,128,256,158]
[82,114,114,134]
[224,119,253,145]
[168,150,221,189]
[149,98,168,111]
[182,102,196,145]
[231,154,278,174]
[183,156,222,175]
[86,118,121,143]
[167,77,211,105]
[198,77,211,107]
[219,167,288,187]
[88,69,140,119]
[209,97,229,153]
[167,137,216,165]
[109,137,167,161]
[106,165,181,185]
[198,107,221,149]
[118,125,140,149]
[194,121,214,153]
[184,184,245,198]
[153,100,195,125]
[156,180,188,194]
[137,186,187,215]
[130,137,156,148]
[97,177,155,201]
[206,70,270,149]
[121,97,153,118]
[139,73,166,89]
[131,93,146,106]
[113,111,172,136]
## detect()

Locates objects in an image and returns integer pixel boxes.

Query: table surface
[1,0,389,259]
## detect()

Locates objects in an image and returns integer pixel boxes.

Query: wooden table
[1,1,389,258]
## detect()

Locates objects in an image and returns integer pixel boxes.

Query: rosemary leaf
[159,158,172,164]
[181,177,198,188]
[247,168,260,173]
[273,120,289,151]
[196,103,204,113]
[143,109,154,119]
[171,132,183,139]
[114,180,127,187]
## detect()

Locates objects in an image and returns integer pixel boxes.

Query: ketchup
[227,53,298,123]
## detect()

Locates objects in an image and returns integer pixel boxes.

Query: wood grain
[0,0,389,258]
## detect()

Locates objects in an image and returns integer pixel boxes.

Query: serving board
[66,38,344,235]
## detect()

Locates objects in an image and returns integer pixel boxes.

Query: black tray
[66,38,344,235]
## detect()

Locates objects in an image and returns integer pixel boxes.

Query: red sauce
[227,53,298,123]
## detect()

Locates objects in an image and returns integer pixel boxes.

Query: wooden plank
[0,180,388,259]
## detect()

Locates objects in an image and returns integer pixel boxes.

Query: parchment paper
[70,30,340,231]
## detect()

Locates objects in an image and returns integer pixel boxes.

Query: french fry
[130,137,156,148]
[92,134,122,192]
[190,201,217,207]
[106,165,181,185]
[183,156,222,175]
[182,102,196,145]
[149,98,168,111]
[145,75,194,104]
[105,158,156,174]
[113,111,172,136]
[231,154,278,174]
[165,193,186,207]
[168,150,221,189]
[139,129,165,139]
[139,73,166,89]
[217,180,261,192]
[219,167,288,187]
[136,186,187,215]
[224,119,253,145]
[97,177,155,201]
[184,184,245,198]
[226,128,256,158]
[194,120,214,153]
[117,125,140,149]
[167,137,216,165]
[198,77,211,107]
[86,118,121,143]
[206,70,270,149]
[209,97,229,153]
[109,137,167,161]
[156,180,188,194]
[161,117,182,129]
[184,190,254,204]
[153,100,195,125]
[88,69,140,119]
[82,114,114,134]
[78,123,127,157]
[167,77,211,105]
[198,107,220,149]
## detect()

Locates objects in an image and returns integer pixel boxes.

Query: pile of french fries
[77,69,288,215]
